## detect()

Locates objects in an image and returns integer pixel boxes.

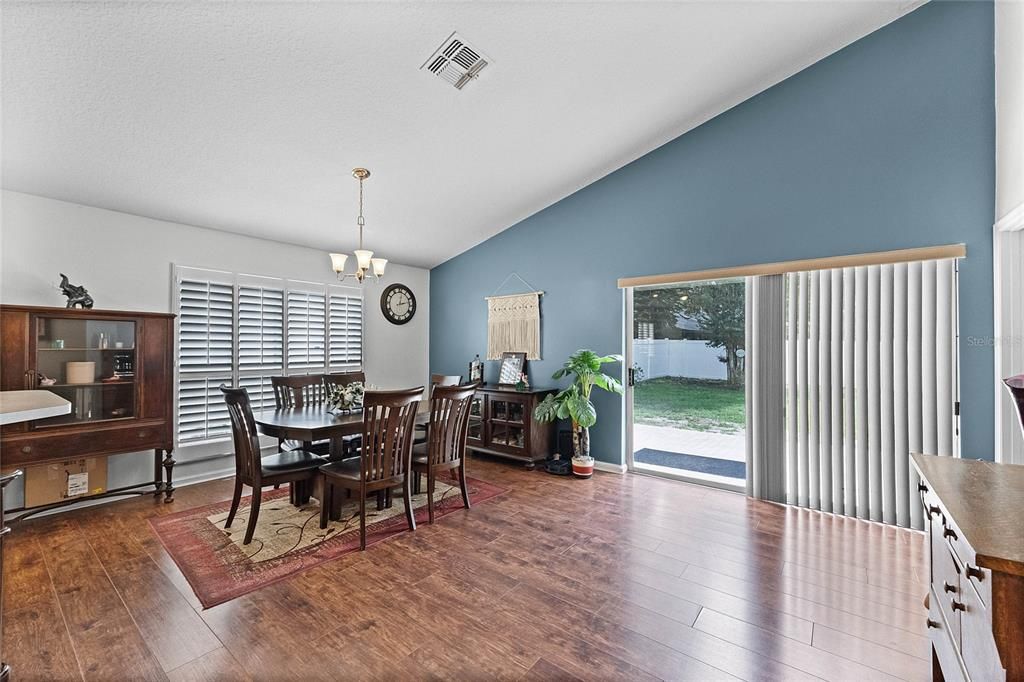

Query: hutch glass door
[33,316,137,427]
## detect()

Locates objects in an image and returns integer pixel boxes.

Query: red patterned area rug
[150,476,505,608]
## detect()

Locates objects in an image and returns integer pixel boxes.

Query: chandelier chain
[357,174,365,248]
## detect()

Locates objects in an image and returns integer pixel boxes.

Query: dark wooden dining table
[252,405,430,458]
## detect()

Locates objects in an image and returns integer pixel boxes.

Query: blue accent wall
[430,1,995,463]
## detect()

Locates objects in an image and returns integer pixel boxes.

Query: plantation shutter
[238,285,284,371]
[784,258,958,529]
[286,290,327,369]
[239,375,276,412]
[329,289,363,369]
[177,377,232,442]
[178,279,233,373]
[177,278,233,443]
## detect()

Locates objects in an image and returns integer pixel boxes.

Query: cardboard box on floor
[24,457,107,508]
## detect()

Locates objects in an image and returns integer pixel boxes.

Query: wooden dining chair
[412,383,478,523]
[415,374,462,445]
[221,386,327,545]
[272,374,327,408]
[271,374,330,455]
[318,387,424,549]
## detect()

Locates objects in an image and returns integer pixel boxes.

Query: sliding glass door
[626,279,746,490]
[624,255,959,528]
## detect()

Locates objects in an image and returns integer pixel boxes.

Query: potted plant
[534,349,623,478]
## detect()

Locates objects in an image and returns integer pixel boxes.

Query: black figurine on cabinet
[58,273,94,309]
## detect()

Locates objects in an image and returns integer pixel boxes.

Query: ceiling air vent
[421,32,490,90]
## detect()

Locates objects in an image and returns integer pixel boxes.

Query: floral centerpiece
[327,381,364,413]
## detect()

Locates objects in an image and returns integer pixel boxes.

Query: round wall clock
[380,283,416,325]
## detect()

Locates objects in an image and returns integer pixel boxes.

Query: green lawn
[633,377,745,433]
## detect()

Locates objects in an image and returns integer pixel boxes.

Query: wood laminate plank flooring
[3,457,929,681]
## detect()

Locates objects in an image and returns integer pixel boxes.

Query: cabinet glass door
[488,398,526,450]
[32,317,137,427]
[468,395,484,443]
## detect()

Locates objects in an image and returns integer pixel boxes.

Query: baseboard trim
[594,461,627,474]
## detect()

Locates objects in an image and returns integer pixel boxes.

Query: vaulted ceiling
[2,1,921,268]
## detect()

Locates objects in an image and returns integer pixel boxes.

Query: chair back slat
[430,374,461,388]
[271,374,327,409]
[221,386,263,485]
[360,387,423,483]
[324,371,366,390]
[427,384,478,467]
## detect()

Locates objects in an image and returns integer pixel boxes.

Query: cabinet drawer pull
[0,526,10,538]
[137,430,150,439]
[927,618,940,629]
[943,527,957,540]
[943,581,957,594]
[20,445,32,454]
[951,599,966,612]
[966,564,984,581]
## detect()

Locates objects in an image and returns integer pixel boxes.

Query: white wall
[996,0,1024,221]
[994,1,1024,464]
[0,190,430,505]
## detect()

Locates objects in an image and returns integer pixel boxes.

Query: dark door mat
[634,448,746,480]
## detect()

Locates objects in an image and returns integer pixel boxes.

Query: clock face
[381,283,416,325]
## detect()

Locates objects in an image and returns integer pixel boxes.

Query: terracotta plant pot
[572,456,594,479]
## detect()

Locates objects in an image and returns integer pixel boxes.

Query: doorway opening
[627,278,746,490]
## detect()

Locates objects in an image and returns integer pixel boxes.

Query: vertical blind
[745,274,786,502]
[784,259,958,529]
[175,267,364,445]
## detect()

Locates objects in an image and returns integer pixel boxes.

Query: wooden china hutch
[466,386,556,468]
[0,305,177,512]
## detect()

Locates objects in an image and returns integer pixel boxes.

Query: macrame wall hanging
[486,273,542,361]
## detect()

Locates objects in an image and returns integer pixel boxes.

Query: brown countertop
[912,453,1024,577]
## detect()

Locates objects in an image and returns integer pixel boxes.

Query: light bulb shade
[371,258,387,276]
[354,249,373,270]
[329,253,348,273]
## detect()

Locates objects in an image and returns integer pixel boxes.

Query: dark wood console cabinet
[914,453,1024,682]
[467,386,556,469]
[0,305,176,511]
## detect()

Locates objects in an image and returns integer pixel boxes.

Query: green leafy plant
[534,349,623,460]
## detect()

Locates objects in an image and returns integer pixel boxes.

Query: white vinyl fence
[632,339,727,381]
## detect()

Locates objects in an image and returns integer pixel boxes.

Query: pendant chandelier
[329,168,387,283]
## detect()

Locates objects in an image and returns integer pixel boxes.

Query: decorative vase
[571,423,594,478]
[572,456,595,478]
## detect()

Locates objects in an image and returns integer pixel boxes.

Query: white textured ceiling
[1,1,920,268]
